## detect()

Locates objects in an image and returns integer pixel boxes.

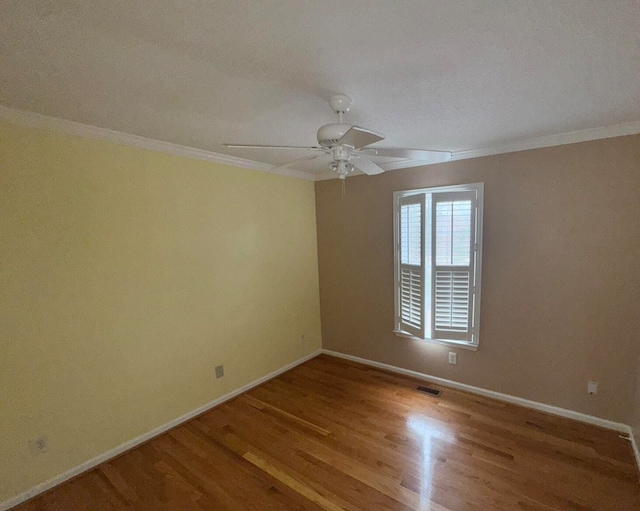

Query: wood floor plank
[195,407,396,510]
[11,354,640,510]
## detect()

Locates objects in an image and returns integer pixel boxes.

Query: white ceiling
[1,1,639,179]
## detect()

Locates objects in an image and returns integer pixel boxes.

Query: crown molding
[315,119,640,180]
[0,105,315,181]
[380,159,443,172]
[449,120,640,163]
[3,105,638,182]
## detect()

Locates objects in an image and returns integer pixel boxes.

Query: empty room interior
[2,2,640,510]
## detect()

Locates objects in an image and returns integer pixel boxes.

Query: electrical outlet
[215,365,224,379]
[448,352,457,365]
[587,381,598,394]
[29,436,48,455]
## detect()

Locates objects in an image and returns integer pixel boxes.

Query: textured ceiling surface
[1,1,639,177]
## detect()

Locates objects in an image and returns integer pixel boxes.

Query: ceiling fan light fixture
[331,160,354,180]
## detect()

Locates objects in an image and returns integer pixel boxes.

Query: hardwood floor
[14,354,640,510]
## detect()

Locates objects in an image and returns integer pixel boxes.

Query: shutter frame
[431,191,477,342]
[397,194,426,338]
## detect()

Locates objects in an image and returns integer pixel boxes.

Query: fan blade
[337,126,385,149]
[271,153,326,171]
[353,156,385,176]
[223,144,323,150]
[363,148,452,162]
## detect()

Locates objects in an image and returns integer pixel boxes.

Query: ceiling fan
[224,95,452,179]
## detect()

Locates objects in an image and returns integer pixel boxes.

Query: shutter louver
[398,195,425,337]
[432,192,476,342]
[401,268,422,329]
[435,270,471,332]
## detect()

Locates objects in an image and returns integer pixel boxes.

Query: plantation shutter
[432,191,477,341]
[398,194,426,337]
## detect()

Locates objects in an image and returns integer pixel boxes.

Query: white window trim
[393,182,484,350]
[393,330,480,351]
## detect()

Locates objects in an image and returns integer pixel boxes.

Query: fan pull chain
[341,178,346,199]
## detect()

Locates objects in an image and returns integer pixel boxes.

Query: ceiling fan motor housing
[317,123,352,147]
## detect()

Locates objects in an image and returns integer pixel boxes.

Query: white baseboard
[323,349,640,478]
[4,347,637,509]
[630,430,640,478]
[0,349,322,511]
[321,349,630,433]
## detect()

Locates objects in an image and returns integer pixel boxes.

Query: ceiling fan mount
[328,94,353,115]
[224,94,452,180]
[316,94,358,148]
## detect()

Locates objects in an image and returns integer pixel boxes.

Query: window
[393,183,484,349]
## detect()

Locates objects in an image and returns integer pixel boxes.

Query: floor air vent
[417,385,441,397]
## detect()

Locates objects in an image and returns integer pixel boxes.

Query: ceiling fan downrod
[329,94,352,124]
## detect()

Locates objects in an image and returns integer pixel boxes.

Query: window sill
[393,330,479,351]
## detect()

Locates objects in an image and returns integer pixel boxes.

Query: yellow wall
[0,122,322,503]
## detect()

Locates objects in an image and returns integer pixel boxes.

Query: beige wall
[0,122,322,503]
[315,134,640,424]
